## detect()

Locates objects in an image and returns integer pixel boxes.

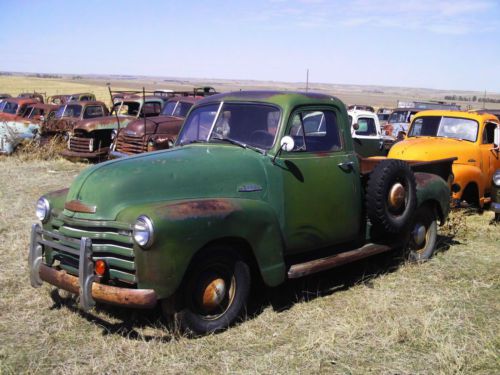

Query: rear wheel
[406,205,438,262]
[172,250,251,335]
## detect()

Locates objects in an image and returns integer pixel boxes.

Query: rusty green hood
[63,144,271,221]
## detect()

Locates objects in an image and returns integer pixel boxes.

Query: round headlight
[35,197,50,223]
[494,171,500,187]
[133,215,154,248]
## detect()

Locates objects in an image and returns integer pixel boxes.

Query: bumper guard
[28,224,157,311]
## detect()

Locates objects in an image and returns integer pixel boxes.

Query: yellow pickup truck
[388,110,500,208]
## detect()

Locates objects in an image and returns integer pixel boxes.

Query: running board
[287,243,393,279]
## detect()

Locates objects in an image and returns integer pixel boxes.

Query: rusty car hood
[63,144,270,221]
[122,116,184,136]
[74,115,135,132]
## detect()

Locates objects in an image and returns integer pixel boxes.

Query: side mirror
[280,136,295,152]
[494,126,500,150]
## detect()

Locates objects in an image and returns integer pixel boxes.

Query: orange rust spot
[165,199,237,220]
[65,200,96,213]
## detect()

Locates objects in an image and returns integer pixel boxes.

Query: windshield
[1,102,19,114]
[388,110,410,124]
[112,101,141,116]
[177,102,280,150]
[55,104,82,119]
[409,116,479,142]
[161,100,193,117]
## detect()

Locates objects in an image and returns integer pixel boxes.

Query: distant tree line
[445,95,500,103]
[0,72,13,76]
[28,73,62,79]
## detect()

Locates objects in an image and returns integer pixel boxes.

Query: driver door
[279,107,362,255]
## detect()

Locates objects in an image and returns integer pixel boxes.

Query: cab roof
[196,90,344,109]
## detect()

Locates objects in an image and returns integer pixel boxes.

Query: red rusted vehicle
[41,101,109,137]
[110,96,201,157]
[47,93,96,105]
[17,92,45,103]
[61,96,165,160]
[0,98,40,121]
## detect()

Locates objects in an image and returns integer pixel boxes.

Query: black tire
[366,159,417,233]
[495,213,500,222]
[406,205,438,262]
[174,249,251,335]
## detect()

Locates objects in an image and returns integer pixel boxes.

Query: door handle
[338,161,354,172]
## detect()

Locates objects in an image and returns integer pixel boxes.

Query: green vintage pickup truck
[29,91,454,334]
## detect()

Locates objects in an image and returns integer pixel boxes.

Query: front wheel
[172,250,251,335]
[406,205,438,262]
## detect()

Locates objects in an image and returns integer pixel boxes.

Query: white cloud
[256,0,499,35]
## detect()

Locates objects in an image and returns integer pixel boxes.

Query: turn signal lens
[95,259,107,276]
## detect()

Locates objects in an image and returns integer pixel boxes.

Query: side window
[483,122,497,144]
[83,106,104,119]
[288,110,342,152]
[355,117,377,136]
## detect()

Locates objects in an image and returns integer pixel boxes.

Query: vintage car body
[389,110,500,207]
[29,91,454,334]
[0,103,59,154]
[61,96,165,160]
[17,92,45,103]
[41,101,109,137]
[0,98,40,121]
[110,96,200,157]
[491,169,500,221]
[47,93,96,105]
[348,109,394,157]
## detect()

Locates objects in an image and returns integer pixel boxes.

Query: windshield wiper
[211,135,265,154]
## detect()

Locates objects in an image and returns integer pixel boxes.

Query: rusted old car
[17,92,45,103]
[110,96,200,157]
[0,103,59,154]
[29,91,455,335]
[389,110,500,208]
[0,97,40,121]
[47,93,96,105]
[61,96,165,160]
[41,101,109,138]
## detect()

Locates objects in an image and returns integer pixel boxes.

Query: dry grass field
[0,154,498,374]
[0,76,499,374]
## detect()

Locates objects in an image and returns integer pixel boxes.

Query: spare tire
[366,159,417,233]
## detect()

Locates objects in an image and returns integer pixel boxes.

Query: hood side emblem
[65,200,96,213]
[238,184,263,193]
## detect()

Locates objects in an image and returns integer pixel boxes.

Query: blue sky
[1,0,499,92]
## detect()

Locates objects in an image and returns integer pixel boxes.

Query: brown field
[2,74,500,110]
[0,76,499,374]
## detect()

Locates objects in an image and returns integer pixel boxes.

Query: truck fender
[414,172,451,224]
[120,198,286,299]
[451,164,484,203]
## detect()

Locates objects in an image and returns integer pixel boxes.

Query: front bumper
[29,224,157,310]
[60,147,110,159]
